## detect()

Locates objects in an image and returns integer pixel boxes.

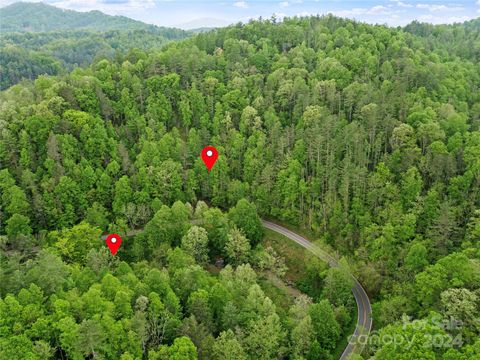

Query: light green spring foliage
[1,13,480,360]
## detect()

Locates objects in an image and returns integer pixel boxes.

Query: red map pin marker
[106,234,122,255]
[201,146,218,171]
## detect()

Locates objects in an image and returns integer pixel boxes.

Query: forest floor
[263,228,309,283]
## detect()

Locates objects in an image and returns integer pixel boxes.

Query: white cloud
[177,17,231,29]
[47,0,155,13]
[418,14,473,24]
[296,11,315,17]
[396,1,413,8]
[416,4,463,12]
[333,8,363,17]
[418,14,435,21]
[245,14,260,21]
[233,1,248,8]
[3,0,475,28]
[334,5,395,17]
[445,15,474,23]
[369,5,389,14]
[417,4,446,11]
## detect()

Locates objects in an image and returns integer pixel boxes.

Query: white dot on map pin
[106,234,122,255]
[201,146,218,171]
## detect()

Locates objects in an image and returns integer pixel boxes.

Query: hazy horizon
[1,0,479,29]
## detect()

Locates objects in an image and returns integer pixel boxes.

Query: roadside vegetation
[1,9,480,359]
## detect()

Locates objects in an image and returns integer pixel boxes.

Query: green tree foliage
[149,336,197,360]
[0,3,190,90]
[291,315,315,358]
[244,312,286,359]
[49,222,102,263]
[309,299,341,351]
[372,315,449,360]
[181,226,209,265]
[224,226,251,265]
[322,267,354,308]
[1,11,480,360]
[212,330,247,360]
[5,213,32,238]
[200,207,229,257]
[228,199,264,246]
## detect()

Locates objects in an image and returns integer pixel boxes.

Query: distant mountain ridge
[0,2,179,33]
[0,2,191,90]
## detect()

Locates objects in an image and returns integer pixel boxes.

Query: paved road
[102,220,372,359]
[262,220,372,360]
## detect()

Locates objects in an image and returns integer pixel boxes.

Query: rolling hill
[0,1,170,33]
[1,6,480,359]
[0,2,191,89]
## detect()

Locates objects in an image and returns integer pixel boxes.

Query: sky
[1,0,479,29]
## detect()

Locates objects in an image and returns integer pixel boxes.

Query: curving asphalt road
[102,220,372,359]
[262,220,372,360]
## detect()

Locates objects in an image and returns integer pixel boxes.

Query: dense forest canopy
[1,6,480,360]
[0,2,190,90]
[403,18,480,61]
[1,2,165,32]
